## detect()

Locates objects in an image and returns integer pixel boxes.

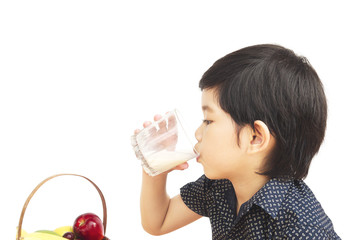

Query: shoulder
[281,180,327,222]
[277,180,339,239]
[279,222,340,239]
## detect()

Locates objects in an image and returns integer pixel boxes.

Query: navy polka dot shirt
[181,175,340,239]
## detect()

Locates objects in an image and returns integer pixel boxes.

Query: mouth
[194,146,200,162]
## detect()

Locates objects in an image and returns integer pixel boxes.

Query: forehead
[201,89,219,112]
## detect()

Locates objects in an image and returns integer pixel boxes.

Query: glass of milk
[131,109,199,176]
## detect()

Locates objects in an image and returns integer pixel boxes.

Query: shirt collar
[210,177,293,220]
[250,178,293,219]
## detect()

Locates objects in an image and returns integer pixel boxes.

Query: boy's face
[195,89,258,180]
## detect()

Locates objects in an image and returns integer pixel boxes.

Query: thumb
[172,162,189,171]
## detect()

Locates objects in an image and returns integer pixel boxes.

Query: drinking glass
[131,109,199,176]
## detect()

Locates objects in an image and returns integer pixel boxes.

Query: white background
[1,1,359,239]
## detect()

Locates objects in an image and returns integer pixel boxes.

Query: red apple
[73,213,109,240]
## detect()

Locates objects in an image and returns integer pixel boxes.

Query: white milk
[145,149,196,173]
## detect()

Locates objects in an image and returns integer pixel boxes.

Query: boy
[137,44,340,239]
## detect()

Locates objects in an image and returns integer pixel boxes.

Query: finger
[154,114,162,121]
[161,162,189,175]
[142,120,158,136]
[143,121,152,128]
[168,113,177,130]
[134,129,141,134]
[173,162,189,171]
[156,115,167,134]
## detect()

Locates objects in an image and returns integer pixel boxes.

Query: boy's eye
[203,119,213,125]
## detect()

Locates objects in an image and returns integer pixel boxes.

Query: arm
[137,113,202,235]
[140,169,202,235]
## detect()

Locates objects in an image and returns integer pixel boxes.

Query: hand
[134,114,188,172]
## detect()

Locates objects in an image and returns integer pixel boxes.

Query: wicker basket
[16,173,107,240]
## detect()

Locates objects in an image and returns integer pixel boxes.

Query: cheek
[202,126,238,159]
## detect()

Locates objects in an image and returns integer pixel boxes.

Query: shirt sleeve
[180,174,212,217]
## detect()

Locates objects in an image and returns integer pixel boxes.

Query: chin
[203,171,223,180]
[200,161,225,180]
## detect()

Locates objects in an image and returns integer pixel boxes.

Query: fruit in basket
[25,231,68,239]
[17,228,68,240]
[16,227,28,238]
[73,213,109,240]
[62,232,76,240]
[36,230,61,236]
[54,226,73,236]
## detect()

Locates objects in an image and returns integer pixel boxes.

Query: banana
[23,232,67,240]
[16,228,28,239]
[53,226,73,236]
[35,230,60,236]
[17,226,74,239]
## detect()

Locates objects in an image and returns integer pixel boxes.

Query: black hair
[199,44,327,180]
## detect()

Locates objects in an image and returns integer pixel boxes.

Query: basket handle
[17,173,107,240]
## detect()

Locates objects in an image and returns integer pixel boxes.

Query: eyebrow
[202,105,214,112]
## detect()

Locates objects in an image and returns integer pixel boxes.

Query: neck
[228,174,270,213]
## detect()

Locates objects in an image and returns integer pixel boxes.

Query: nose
[195,123,203,142]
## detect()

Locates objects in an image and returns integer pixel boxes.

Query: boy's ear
[248,120,273,153]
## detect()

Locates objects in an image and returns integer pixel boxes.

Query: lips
[195,152,201,162]
[194,145,200,162]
